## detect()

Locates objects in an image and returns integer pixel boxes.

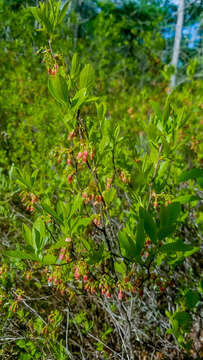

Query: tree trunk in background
[170,0,185,88]
[70,0,83,49]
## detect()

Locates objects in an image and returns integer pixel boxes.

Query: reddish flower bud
[77,152,83,160]
[118,290,123,300]
[168,280,174,287]
[83,275,88,282]
[93,218,100,227]
[67,158,72,165]
[96,195,102,202]
[67,175,73,184]
[75,272,80,280]
[48,68,57,76]
[138,289,143,297]
[90,151,95,160]
[74,269,80,280]
[82,155,87,163]
[31,194,37,204]
[59,253,64,261]
[160,286,166,292]
[68,131,75,140]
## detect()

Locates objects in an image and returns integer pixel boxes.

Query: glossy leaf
[159,239,198,254]
[57,0,70,24]
[80,64,95,90]
[139,207,157,243]
[48,74,69,106]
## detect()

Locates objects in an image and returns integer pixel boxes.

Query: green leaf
[174,312,192,331]
[57,0,70,24]
[87,244,104,265]
[118,231,135,260]
[159,202,181,238]
[69,193,83,220]
[50,239,66,250]
[71,53,80,78]
[197,177,203,188]
[32,217,46,253]
[48,74,69,106]
[42,254,57,265]
[162,97,170,125]
[80,64,95,90]
[32,227,41,253]
[30,7,43,26]
[139,207,157,243]
[23,224,33,248]
[185,290,200,308]
[150,101,162,121]
[4,250,39,262]
[174,195,200,204]
[135,219,145,258]
[71,217,91,234]
[71,88,87,113]
[114,261,126,274]
[41,203,64,225]
[159,239,197,254]
[158,225,177,239]
[81,238,92,252]
[178,168,203,182]
[96,102,107,120]
[103,187,116,205]
[16,339,25,348]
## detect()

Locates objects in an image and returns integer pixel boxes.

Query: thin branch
[147,144,163,210]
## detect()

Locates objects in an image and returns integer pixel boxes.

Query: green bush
[0,1,202,359]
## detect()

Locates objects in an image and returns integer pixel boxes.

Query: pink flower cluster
[59,248,66,261]
[77,150,89,163]
[47,64,59,76]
